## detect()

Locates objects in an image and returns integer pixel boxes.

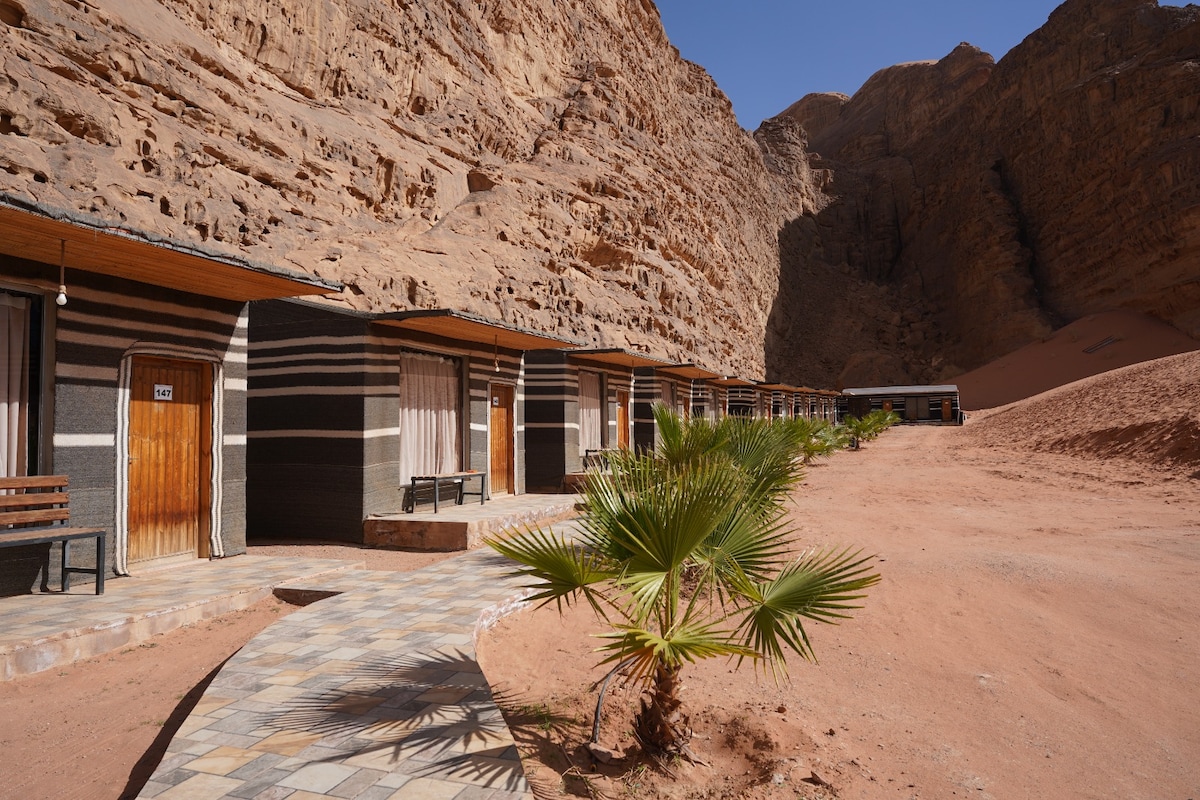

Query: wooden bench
[0,475,106,595]
[406,471,489,513]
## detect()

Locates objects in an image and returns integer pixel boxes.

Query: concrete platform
[0,555,361,680]
[364,492,579,551]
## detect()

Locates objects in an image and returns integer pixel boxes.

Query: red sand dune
[952,310,1199,410]
[962,348,1200,477]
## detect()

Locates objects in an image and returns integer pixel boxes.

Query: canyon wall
[0,0,827,378]
[775,0,1200,384]
[2,0,1196,388]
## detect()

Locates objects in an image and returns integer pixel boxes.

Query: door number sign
[154,384,174,401]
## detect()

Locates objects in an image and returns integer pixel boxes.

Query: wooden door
[489,384,514,495]
[941,398,952,422]
[616,389,630,449]
[128,356,211,563]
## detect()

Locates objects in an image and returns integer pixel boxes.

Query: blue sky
[653,0,1068,128]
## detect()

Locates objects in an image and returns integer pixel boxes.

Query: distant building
[840,385,963,425]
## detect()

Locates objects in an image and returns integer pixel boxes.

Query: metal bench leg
[95,533,105,595]
[61,539,70,592]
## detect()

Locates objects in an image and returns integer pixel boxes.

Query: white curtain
[1,293,30,478]
[579,371,602,455]
[398,353,460,481]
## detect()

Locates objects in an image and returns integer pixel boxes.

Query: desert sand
[0,351,1196,800]
[477,351,1200,800]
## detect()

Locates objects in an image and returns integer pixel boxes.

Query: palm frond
[484,526,618,613]
[594,622,759,683]
[735,548,881,669]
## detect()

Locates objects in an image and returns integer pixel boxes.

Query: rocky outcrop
[2,0,1196,388]
[774,0,1200,383]
[0,0,827,378]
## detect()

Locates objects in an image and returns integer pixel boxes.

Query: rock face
[774,0,1200,384]
[1,0,1197,388]
[0,0,825,378]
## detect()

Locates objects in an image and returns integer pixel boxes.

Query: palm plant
[865,409,901,434]
[845,409,901,448]
[792,418,842,464]
[486,406,880,760]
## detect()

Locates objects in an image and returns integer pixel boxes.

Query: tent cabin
[523,348,667,492]
[790,387,841,422]
[245,299,578,542]
[712,376,760,417]
[659,364,722,420]
[632,361,721,451]
[758,383,801,419]
[840,384,963,424]
[0,195,338,592]
[792,387,819,419]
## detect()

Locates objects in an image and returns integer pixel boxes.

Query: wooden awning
[0,194,340,301]
[568,348,672,369]
[377,309,581,351]
[757,382,799,392]
[658,363,721,381]
[711,376,758,388]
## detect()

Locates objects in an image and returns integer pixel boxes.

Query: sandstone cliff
[0,0,826,378]
[3,0,1197,389]
[775,0,1200,384]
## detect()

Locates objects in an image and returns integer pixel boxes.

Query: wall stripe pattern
[246,300,527,543]
[1,256,248,585]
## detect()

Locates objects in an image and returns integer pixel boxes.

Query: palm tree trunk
[634,661,690,756]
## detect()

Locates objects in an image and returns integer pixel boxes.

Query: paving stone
[3,507,577,800]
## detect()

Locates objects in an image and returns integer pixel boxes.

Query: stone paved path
[136,548,540,800]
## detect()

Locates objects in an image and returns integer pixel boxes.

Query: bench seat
[0,475,107,595]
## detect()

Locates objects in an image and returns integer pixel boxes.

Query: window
[579,370,602,455]
[1,290,41,478]
[398,352,460,480]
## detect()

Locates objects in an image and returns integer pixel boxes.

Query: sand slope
[963,349,1200,477]
[953,310,1199,410]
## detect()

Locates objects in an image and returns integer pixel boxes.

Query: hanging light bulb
[56,240,68,306]
[493,335,500,372]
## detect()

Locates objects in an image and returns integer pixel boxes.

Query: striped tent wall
[246,301,374,542]
[727,386,758,417]
[632,366,658,452]
[246,300,525,543]
[2,256,248,590]
[523,351,635,492]
[632,368,691,451]
[523,351,575,493]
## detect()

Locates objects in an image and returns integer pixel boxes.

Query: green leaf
[736,548,881,671]
[485,526,617,612]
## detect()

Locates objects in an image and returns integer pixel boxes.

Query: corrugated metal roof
[842,385,959,396]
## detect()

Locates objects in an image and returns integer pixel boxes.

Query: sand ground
[477,425,1199,800]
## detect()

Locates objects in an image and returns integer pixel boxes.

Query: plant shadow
[251,646,530,791]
